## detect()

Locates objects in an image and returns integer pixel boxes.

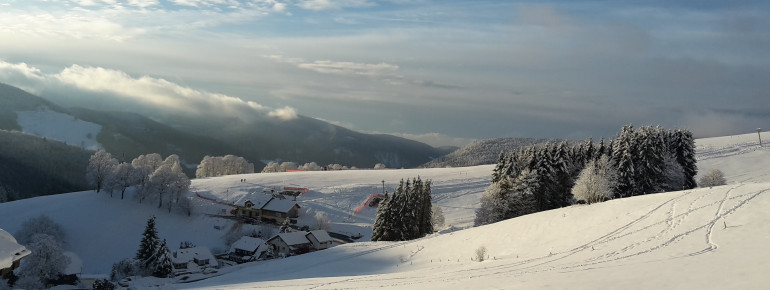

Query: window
[276,213,282,217]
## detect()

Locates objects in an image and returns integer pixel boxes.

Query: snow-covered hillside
[16,109,102,150]
[0,132,768,289]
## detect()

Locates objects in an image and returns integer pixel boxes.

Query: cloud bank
[0,60,297,122]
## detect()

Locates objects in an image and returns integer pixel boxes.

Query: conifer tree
[153,239,173,278]
[136,216,159,269]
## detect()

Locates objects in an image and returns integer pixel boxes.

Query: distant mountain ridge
[0,83,448,199]
[421,137,553,168]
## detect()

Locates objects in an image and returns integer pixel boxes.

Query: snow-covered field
[16,109,102,150]
[1,132,768,289]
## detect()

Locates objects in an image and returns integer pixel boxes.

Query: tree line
[475,125,697,226]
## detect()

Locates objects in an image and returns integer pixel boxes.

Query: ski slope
[0,132,768,289]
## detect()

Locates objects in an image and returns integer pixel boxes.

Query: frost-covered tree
[261,161,281,173]
[314,211,331,231]
[86,149,118,193]
[431,204,445,231]
[298,162,322,171]
[658,153,685,192]
[15,215,66,247]
[131,154,160,203]
[152,239,173,278]
[107,163,137,199]
[572,155,618,204]
[699,169,727,187]
[136,217,159,269]
[16,234,70,289]
[280,162,298,172]
[373,163,387,170]
[196,155,255,178]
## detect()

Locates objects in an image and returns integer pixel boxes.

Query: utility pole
[758,128,763,147]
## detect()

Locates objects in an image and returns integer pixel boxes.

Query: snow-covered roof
[0,228,31,270]
[271,232,311,246]
[235,194,274,209]
[230,236,265,253]
[307,230,333,243]
[261,198,299,213]
[172,247,216,266]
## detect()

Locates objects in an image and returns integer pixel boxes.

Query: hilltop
[0,132,768,289]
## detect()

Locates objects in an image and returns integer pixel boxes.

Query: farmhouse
[229,236,267,262]
[265,230,334,257]
[266,232,313,257]
[260,198,300,224]
[305,230,333,250]
[0,228,31,276]
[171,247,217,273]
[233,196,300,224]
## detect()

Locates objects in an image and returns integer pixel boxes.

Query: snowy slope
[16,109,102,150]
[0,132,768,289]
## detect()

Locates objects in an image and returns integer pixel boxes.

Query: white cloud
[268,106,298,121]
[272,2,287,12]
[0,61,45,81]
[128,0,160,8]
[296,0,373,11]
[0,61,296,122]
[298,60,399,76]
[0,11,145,42]
[265,54,401,79]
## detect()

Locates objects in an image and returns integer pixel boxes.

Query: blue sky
[1,0,769,147]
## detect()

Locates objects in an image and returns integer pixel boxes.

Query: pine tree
[669,129,698,189]
[136,217,159,269]
[153,239,173,278]
[420,180,433,236]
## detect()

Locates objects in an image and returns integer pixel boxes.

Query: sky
[0,0,769,147]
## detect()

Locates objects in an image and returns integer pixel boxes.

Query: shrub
[699,169,726,187]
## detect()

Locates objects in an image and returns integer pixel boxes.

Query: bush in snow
[699,169,727,187]
[93,278,116,290]
[373,163,387,169]
[86,149,118,193]
[110,258,142,281]
[314,212,331,231]
[572,155,618,204]
[15,215,66,247]
[16,234,70,289]
[475,246,487,262]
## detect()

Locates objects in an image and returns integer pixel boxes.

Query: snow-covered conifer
[152,239,173,278]
[136,217,159,269]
